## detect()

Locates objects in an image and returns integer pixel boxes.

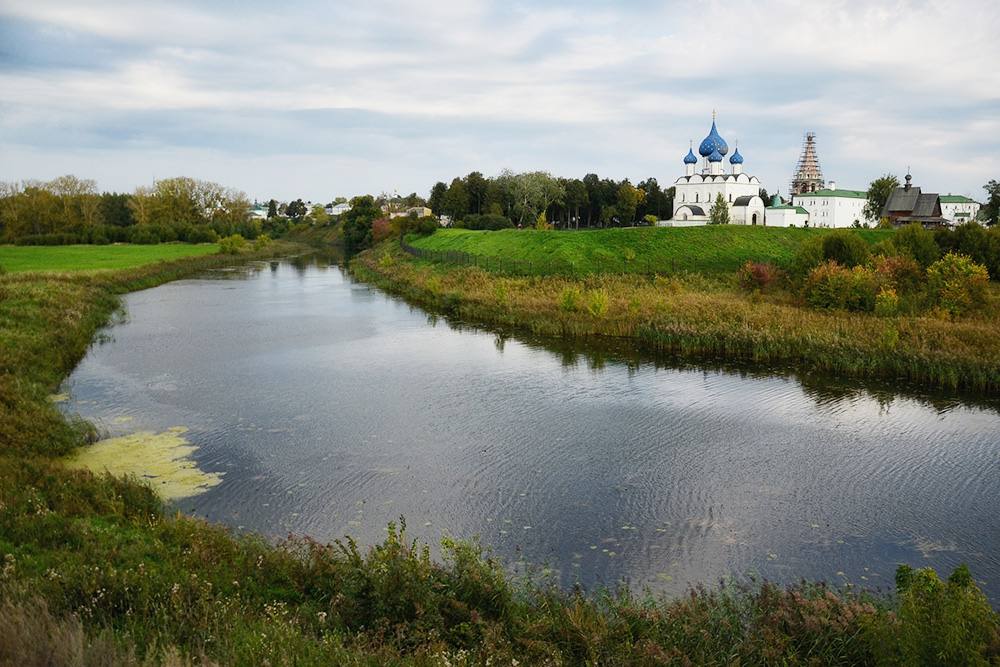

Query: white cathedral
[664,116,765,226]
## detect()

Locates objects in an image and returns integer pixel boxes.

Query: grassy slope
[0,244,218,273]
[355,233,1000,392]
[407,226,893,273]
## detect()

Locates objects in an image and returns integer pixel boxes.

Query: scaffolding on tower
[790,132,824,195]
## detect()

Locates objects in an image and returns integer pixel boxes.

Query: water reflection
[60,256,1000,603]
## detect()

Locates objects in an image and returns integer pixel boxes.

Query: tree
[340,195,380,255]
[863,174,899,224]
[758,188,771,207]
[709,192,730,225]
[267,199,278,219]
[442,177,469,221]
[465,172,487,216]
[563,179,589,230]
[286,199,307,220]
[99,192,135,227]
[616,182,645,225]
[982,179,999,226]
[427,181,447,215]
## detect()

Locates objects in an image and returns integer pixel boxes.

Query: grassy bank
[3,243,1000,664]
[0,244,219,273]
[406,226,893,274]
[358,231,1000,392]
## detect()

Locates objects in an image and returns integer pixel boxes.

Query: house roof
[883,186,922,215]
[733,195,756,206]
[939,195,979,204]
[678,205,706,216]
[795,188,867,199]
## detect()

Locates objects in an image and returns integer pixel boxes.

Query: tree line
[425,170,681,229]
[0,175,261,245]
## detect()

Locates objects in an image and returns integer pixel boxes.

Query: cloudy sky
[2,0,998,205]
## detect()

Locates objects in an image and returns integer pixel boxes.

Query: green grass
[0,244,218,273]
[406,226,894,274]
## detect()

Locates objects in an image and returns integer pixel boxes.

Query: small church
[664,114,765,226]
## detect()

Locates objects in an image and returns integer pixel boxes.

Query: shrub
[790,235,825,280]
[371,217,393,244]
[737,261,784,293]
[587,289,609,317]
[416,216,439,236]
[875,287,899,317]
[802,261,877,312]
[892,222,940,268]
[217,234,245,254]
[253,233,272,251]
[926,252,991,318]
[559,287,581,312]
[821,229,871,268]
[883,564,1000,665]
[874,254,924,295]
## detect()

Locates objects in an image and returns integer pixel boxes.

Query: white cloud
[1,0,998,201]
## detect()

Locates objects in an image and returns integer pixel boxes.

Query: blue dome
[698,120,728,157]
[708,146,723,162]
[729,147,743,164]
[683,148,698,164]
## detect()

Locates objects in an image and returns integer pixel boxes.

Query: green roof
[795,188,867,199]
[768,205,809,215]
[939,195,979,204]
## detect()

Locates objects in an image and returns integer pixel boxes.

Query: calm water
[61,256,1000,601]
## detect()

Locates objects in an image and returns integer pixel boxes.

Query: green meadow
[0,244,218,273]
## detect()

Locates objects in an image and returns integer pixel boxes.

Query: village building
[664,115,765,226]
[765,191,810,227]
[939,195,981,226]
[791,182,868,228]
[882,173,949,228]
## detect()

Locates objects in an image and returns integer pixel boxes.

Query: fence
[399,241,788,277]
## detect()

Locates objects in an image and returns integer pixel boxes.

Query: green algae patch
[62,427,222,500]
[48,393,70,403]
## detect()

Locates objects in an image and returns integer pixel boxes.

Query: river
[60,255,1000,602]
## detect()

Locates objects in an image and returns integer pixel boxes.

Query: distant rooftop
[794,188,866,199]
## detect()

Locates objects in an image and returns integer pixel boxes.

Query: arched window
[695,193,699,203]
[729,194,733,202]
[680,193,685,202]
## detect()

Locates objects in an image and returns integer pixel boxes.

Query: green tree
[443,177,469,221]
[267,199,278,219]
[982,179,999,226]
[863,174,899,224]
[465,172,487,216]
[286,199,307,220]
[427,181,447,215]
[99,192,135,227]
[616,182,645,225]
[709,192,730,225]
[563,179,589,229]
[341,195,380,255]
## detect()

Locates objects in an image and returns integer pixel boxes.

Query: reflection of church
[665,115,765,226]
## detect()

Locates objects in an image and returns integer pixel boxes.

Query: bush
[217,234,246,255]
[416,216,439,236]
[892,222,940,268]
[737,261,784,293]
[463,214,514,231]
[802,261,878,312]
[822,229,871,268]
[926,252,991,318]
[559,287,581,312]
[874,254,924,295]
[790,235,825,280]
[883,564,1000,665]
[371,217,393,244]
[587,289,609,317]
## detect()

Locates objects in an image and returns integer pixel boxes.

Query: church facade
[665,116,765,226]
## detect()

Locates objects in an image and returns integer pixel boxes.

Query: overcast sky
[2,0,998,205]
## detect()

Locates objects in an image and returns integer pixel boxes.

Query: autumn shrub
[874,253,924,295]
[875,287,900,317]
[587,289,609,317]
[559,287,581,312]
[822,229,871,268]
[892,222,941,268]
[371,217,393,244]
[926,252,991,318]
[737,261,784,293]
[802,261,878,312]
[217,234,245,254]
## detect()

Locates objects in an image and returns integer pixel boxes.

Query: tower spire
[790,132,824,195]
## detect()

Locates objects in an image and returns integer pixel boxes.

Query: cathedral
[665,115,765,225]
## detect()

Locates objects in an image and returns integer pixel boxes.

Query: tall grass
[354,245,1000,391]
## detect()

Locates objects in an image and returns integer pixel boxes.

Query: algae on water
[62,427,222,500]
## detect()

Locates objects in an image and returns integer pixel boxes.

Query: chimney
[829,181,836,191]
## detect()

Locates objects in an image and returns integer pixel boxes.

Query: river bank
[352,242,1000,392]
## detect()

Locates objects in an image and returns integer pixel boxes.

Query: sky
[2,0,998,206]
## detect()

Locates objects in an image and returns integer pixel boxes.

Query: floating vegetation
[62,427,222,500]
[47,393,70,403]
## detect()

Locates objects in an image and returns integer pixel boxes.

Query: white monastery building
[665,116,765,226]
[791,182,868,228]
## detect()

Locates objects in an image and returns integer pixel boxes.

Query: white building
[664,116,765,226]
[939,195,981,226]
[765,191,810,227]
[792,182,867,228]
